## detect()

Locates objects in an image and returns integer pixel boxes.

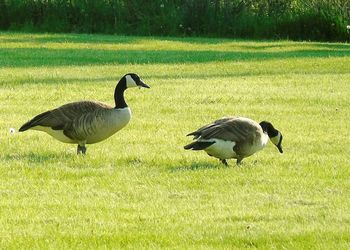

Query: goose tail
[19,110,51,132]
[184,141,215,150]
[19,122,32,132]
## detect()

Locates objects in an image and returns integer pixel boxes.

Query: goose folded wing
[24,101,111,141]
[200,119,256,142]
[187,117,235,138]
[59,101,112,140]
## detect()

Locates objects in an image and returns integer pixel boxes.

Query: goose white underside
[31,126,75,143]
[202,139,237,159]
[200,134,269,160]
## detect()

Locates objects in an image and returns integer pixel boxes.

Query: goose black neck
[114,78,128,109]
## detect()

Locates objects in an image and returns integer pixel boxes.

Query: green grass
[0,32,350,249]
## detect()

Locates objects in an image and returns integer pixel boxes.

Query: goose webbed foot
[77,145,87,155]
[220,159,228,166]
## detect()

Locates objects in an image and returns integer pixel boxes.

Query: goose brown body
[20,101,131,144]
[19,73,149,154]
[184,117,283,165]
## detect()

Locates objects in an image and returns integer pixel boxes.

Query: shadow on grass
[240,43,350,51]
[2,152,72,164]
[170,161,224,172]
[310,43,350,50]
[1,47,349,68]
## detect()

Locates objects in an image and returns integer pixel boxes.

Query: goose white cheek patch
[270,132,281,146]
[126,75,138,88]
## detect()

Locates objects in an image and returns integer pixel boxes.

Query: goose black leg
[221,159,228,166]
[77,145,87,155]
[236,158,243,165]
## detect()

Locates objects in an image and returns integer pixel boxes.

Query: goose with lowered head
[184,117,283,165]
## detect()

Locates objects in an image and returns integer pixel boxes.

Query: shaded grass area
[1,32,349,68]
[1,47,350,68]
[0,32,350,248]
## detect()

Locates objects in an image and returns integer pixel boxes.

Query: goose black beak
[138,80,150,89]
[277,144,283,154]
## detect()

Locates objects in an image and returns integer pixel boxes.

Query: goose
[184,117,283,165]
[19,73,150,154]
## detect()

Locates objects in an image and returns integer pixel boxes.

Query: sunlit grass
[0,32,350,249]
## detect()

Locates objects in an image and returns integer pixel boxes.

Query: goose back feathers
[19,101,131,144]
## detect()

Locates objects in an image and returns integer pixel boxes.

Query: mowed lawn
[0,32,350,249]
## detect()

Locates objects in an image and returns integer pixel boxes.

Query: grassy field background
[0,32,349,248]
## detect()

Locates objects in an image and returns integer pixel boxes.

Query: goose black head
[259,121,283,153]
[124,73,150,89]
[114,73,150,109]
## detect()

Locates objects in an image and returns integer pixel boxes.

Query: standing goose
[19,73,150,154]
[184,117,283,165]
